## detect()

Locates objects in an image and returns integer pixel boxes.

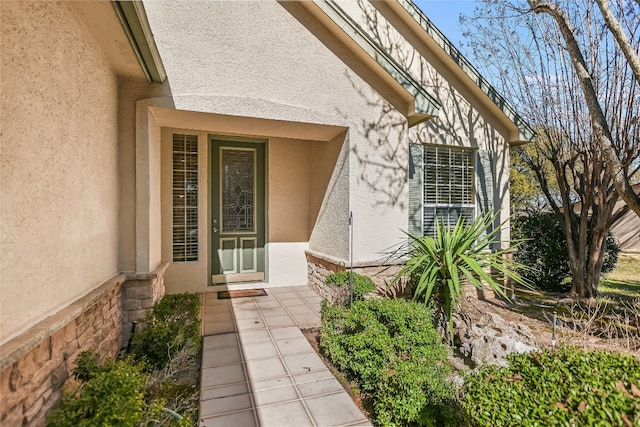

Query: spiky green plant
[393,212,529,342]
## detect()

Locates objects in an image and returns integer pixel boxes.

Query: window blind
[172,134,198,262]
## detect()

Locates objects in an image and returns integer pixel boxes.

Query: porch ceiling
[151,107,347,142]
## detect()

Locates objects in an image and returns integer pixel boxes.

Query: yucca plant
[392,211,529,343]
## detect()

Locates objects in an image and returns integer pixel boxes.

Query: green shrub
[71,350,102,383]
[512,213,620,292]
[321,299,457,426]
[47,354,159,426]
[462,347,640,426]
[325,271,376,301]
[375,355,460,427]
[130,293,201,370]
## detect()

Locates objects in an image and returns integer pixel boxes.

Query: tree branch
[595,0,640,86]
[528,0,640,217]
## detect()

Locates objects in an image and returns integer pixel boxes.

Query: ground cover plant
[325,270,376,303]
[130,293,201,370]
[47,352,187,426]
[461,347,640,426]
[48,293,201,426]
[320,298,460,426]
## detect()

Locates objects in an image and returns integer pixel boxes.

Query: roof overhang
[373,0,535,144]
[282,0,440,127]
[112,1,166,83]
[68,1,165,84]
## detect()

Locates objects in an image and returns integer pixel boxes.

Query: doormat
[218,289,268,299]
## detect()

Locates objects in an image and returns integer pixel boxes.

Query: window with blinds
[423,145,475,237]
[172,134,198,262]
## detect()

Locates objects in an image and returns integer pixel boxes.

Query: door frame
[208,135,267,285]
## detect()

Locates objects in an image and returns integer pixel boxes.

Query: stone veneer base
[0,263,167,426]
[305,250,405,304]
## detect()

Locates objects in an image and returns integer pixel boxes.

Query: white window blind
[172,134,198,262]
[423,145,475,237]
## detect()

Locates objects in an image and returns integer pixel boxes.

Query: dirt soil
[460,288,640,356]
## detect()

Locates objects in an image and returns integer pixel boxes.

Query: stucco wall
[343,0,514,241]
[143,0,410,266]
[1,1,120,344]
[117,79,172,274]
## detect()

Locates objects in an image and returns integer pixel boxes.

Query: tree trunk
[528,0,640,219]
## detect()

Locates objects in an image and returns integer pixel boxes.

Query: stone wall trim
[305,249,403,269]
[124,261,170,281]
[0,274,126,372]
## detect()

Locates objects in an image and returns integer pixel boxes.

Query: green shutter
[476,150,494,214]
[408,143,424,236]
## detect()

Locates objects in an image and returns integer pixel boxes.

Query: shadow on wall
[280,0,510,218]
[353,0,511,223]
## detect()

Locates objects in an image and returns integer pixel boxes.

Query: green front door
[210,139,265,284]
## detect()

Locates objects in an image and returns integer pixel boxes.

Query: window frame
[422,145,476,237]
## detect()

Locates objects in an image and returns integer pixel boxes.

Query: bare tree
[463,1,640,298]
[595,0,640,86]
[528,0,640,217]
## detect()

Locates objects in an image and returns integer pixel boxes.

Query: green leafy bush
[512,213,620,292]
[325,271,376,301]
[321,299,458,426]
[130,293,201,370]
[462,347,640,426]
[48,354,160,426]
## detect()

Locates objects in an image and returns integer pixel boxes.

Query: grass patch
[601,253,640,300]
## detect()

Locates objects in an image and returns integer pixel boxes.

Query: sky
[412,1,478,54]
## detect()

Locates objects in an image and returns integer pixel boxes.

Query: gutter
[112,1,167,84]
[389,0,536,142]
[311,0,441,126]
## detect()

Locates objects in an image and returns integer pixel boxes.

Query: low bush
[512,213,619,292]
[461,347,640,426]
[321,298,459,426]
[47,353,172,426]
[325,271,376,301]
[48,292,201,426]
[130,293,201,370]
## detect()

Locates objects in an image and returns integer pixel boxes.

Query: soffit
[70,1,146,80]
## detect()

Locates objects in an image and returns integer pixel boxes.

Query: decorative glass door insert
[221,149,255,233]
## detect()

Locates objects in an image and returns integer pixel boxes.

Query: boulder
[453,312,538,368]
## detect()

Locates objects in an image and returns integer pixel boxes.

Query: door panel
[211,139,265,284]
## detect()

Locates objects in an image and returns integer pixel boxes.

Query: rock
[453,312,538,368]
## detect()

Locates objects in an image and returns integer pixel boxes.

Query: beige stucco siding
[268,138,312,243]
[342,0,513,241]
[1,1,119,343]
[143,0,409,265]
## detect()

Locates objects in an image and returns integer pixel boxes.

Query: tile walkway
[199,286,372,427]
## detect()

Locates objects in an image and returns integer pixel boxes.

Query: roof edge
[112,1,166,83]
[394,0,535,142]
[311,0,441,126]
